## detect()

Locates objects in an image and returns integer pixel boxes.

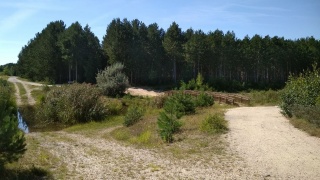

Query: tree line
[15,18,320,90]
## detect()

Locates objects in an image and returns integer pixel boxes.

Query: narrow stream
[17,110,29,133]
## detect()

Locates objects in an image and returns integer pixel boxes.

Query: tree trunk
[173,58,177,84]
[68,63,71,82]
[75,60,78,82]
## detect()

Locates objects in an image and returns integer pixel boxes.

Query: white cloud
[0,9,37,37]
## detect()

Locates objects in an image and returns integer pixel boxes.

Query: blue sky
[0,0,319,65]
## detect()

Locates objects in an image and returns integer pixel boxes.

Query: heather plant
[36,83,106,125]
[96,63,129,97]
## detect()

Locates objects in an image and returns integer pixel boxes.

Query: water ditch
[18,110,29,133]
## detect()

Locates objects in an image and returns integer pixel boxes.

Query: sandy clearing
[225,106,320,179]
[126,87,164,97]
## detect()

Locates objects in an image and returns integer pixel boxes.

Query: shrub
[123,106,144,127]
[36,83,106,125]
[200,114,228,134]
[164,92,195,118]
[280,64,320,120]
[157,111,182,143]
[195,92,214,107]
[0,79,26,169]
[157,95,184,143]
[96,63,129,97]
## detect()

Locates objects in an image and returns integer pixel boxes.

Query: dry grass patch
[290,118,320,138]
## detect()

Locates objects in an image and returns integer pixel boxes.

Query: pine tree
[0,80,26,169]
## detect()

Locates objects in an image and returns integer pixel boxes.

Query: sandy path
[225,106,320,179]
[8,76,38,105]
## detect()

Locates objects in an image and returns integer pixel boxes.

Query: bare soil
[126,87,164,97]
[225,106,320,179]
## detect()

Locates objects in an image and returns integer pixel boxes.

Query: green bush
[36,83,106,125]
[164,92,195,118]
[157,111,182,143]
[123,106,144,127]
[195,92,214,107]
[200,114,228,134]
[96,63,129,97]
[280,64,320,120]
[0,79,26,169]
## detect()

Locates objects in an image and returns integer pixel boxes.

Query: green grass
[64,115,124,137]
[0,75,9,80]
[242,89,281,106]
[16,82,28,104]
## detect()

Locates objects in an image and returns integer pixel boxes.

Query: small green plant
[123,106,144,127]
[157,98,183,143]
[164,92,195,118]
[157,111,182,143]
[200,114,228,134]
[134,130,152,145]
[195,92,214,107]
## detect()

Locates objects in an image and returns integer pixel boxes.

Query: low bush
[36,83,106,125]
[123,106,144,127]
[200,114,228,134]
[194,92,214,107]
[280,64,320,120]
[157,111,182,143]
[164,92,195,118]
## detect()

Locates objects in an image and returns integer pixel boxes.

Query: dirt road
[8,76,39,105]
[225,106,320,179]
